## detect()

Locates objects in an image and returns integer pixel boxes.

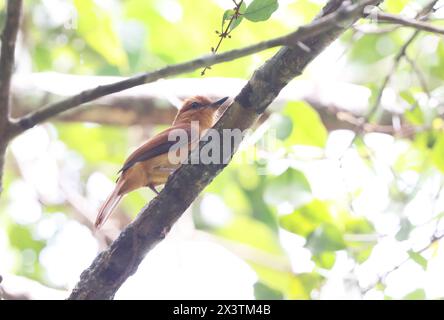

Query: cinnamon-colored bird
[95,95,228,229]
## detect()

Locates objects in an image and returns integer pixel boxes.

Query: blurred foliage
[2,0,444,300]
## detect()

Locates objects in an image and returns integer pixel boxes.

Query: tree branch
[9,0,378,139]
[365,0,438,122]
[375,12,444,36]
[68,0,383,300]
[0,0,22,194]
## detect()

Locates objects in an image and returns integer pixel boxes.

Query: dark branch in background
[8,0,381,140]
[0,0,22,194]
[68,0,383,300]
[366,32,419,122]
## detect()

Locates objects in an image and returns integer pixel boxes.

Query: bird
[94,95,229,229]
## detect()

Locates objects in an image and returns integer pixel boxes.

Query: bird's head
[173,96,229,127]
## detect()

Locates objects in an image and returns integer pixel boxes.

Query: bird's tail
[95,181,124,229]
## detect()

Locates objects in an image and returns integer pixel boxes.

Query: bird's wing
[118,124,193,174]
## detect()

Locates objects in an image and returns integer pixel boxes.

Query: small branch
[0,0,22,129]
[404,54,431,98]
[67,0,382,300]
[10,0,378,139]
[335,110,418,138]
[0,0,22,194]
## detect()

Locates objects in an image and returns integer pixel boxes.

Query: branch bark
[68,0,383,300]
[375,12,444,35]
[0,0,22,194]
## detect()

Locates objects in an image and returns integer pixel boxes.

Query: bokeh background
[1,0,444,299]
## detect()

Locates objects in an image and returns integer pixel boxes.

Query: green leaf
[393,143,427,173]
[400,91,416,106]
[345,217,375,234]
[223,2,247,31]
[252,263,322,299]
[264,168,312,208]
[354,246,374,264]
[347,34,394,64]
[251,264,300,298]
[395,217,414,241]
[244,0,279,22]
[306,223,346,255]
[254,282,284,299]
[216,216,283,254]
[312,251,336,270]
[222,9,235,29]
[408,250,428,270]
[280,200,332,237]
[384,0,410,13]
[405,105,425,126]
[403,288,426,300]
[8,224,46,252]
[279,200,332,237]
[432,133,444,173]
[57,123,127,164]
[431,41,444,81]
[268,114,293,140]
[283,101,328,148]
[74,0,128,68]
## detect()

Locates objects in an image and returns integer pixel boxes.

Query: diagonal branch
[9,0,378,140]
[68,0,383,300]
[0,0,22,194]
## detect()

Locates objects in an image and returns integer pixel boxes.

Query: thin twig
[9,0,378,140]
[201,0,244,75]
[367,31,419,122]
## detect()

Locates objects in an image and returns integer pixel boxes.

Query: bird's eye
[190,102,200,109]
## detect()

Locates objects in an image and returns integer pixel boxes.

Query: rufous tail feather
[95,183,124,229]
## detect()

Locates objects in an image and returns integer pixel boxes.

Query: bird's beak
[211,96,229,108]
